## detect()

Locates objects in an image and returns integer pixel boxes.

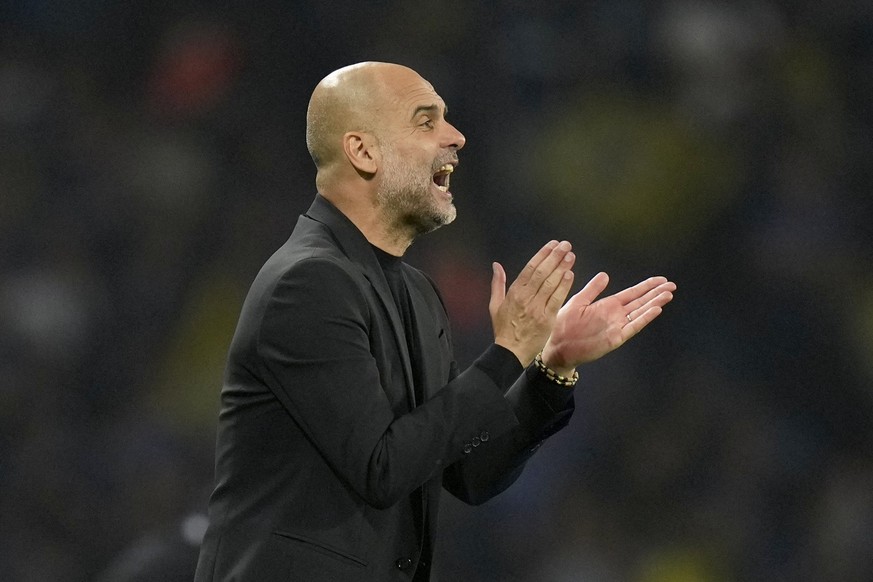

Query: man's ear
[342,132,379,175]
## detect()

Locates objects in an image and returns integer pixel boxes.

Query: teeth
[434,164,453,192]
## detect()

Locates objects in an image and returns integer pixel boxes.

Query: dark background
[2,1,873,580]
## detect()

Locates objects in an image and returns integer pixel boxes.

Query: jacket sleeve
[255,257,526,509]
[441,347,576,505]
[415,269,577,505]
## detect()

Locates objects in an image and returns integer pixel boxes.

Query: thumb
[489,262,506,318]
[571,271,609,307]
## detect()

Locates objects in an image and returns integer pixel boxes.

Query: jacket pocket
[272,530,368,568]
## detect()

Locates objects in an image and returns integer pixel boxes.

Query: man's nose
[443,122,466,150]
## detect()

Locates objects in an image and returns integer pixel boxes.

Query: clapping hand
[540,272,676,376]
[489,241,576,367]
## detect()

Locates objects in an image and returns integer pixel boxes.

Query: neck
[369,218,416,257]
[319,187,414,257]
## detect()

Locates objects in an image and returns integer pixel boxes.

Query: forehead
[383,69,445,117]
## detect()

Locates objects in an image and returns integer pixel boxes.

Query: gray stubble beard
[377,145,456,238]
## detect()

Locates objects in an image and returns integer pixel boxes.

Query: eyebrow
[411,103,447,120]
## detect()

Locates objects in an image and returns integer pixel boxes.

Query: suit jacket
[194,195,575,582]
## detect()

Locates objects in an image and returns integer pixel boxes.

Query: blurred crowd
[2,1,873,580]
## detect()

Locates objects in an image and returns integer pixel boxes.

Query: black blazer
[194,195,574,582]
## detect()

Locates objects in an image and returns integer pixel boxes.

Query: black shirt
[372,245,424,406]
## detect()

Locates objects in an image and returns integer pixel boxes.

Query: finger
[538,252,575,313]
[622,304,664,339]
[624,282,676,318]
[546,267,575,314]
[614,276,670,306]
[515,240,559,285]
[567,271,609,308]
[488,262,507,318]
[526,241,573,291]
[627,291,673,329]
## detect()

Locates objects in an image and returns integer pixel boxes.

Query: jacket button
[395,557,413,570]
[462,442,473,454]
[471,436,481,447]
[480,431,490,442]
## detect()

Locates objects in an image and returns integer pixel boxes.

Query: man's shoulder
[237,241,366,329]
[258,234,357,290]
[245,210,371,304]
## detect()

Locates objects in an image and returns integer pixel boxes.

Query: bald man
[194,62,675,582]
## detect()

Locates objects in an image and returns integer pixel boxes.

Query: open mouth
[432,164,454,193]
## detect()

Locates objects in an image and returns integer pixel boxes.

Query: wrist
[533,352,578,387]
[494,339,536,368]
[540,346,576,378]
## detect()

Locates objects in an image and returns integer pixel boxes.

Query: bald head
[305,62,428,169]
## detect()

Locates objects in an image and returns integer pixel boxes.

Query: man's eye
[420,119,434,129]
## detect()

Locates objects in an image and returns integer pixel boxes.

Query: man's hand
[489,241,576,367]
[540,272,676,376]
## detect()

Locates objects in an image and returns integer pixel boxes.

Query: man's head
[306,62,466,251]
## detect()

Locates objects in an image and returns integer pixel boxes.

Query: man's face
[375,70,466,236]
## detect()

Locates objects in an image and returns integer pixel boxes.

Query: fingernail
[558,241,571,251]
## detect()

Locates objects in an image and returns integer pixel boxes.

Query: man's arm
[442,268,676,505]
[441,359,575,505]
[256,246,572,510]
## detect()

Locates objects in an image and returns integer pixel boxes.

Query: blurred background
[2,0,873,580]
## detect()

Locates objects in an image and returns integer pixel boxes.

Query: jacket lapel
[304,195,417,409]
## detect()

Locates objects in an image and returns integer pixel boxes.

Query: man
[194,62,675,581]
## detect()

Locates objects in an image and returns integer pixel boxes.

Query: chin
[412,207,456,235]
[433,201,457,227]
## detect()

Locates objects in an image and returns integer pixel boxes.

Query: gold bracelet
[533,353,578,387]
